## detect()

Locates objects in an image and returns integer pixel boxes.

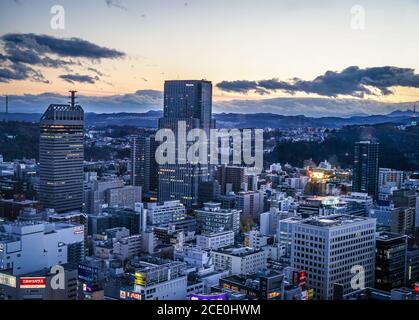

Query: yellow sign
[308,289,314,299]
[134,273,147,286]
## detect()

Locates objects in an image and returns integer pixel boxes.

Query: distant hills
[0,110,413,129]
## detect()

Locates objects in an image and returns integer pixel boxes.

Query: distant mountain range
[0,110,413,129]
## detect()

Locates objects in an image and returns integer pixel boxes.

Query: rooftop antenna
[5,95,8,114]
[69,90,78,108]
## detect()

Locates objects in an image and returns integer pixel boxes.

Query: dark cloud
[60,74,99,84]
[216,80,259,94]
[1,33,125,59]
[217,66,419,98]
[0,33,125,83]
[105,0,128,11]
[87,67,105,77]
[0,62,49,83]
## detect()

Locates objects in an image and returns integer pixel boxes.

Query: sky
[0,0,419,115]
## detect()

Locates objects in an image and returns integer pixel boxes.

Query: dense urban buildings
[0,83,418,302]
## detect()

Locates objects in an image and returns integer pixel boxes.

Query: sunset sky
[0,0,419,114]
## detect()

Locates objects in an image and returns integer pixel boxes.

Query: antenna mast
[69,90,78,107]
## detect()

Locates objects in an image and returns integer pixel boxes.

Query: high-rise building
[353,141,379,200]
[290,215,376,300]
[375,232,407,291]
[215,165,246,194]
[39,92,84,213]
[131,135,159,194]
[158,80,213,208]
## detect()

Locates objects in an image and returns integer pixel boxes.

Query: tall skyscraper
[158,80,213,207]
[39,91,84,213]
[131,135,159,194]
[353,141,379,200]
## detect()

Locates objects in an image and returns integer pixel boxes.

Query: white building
[245,230,271,250]
[174,246,213,270]
[133,258,187,300]
[147,201,186,225]
[196,231,235,250]
[290,215,376,300]
[195,203,241,234]
[113,234,142,260]
[0,221,85,276]
[212,247,267,275]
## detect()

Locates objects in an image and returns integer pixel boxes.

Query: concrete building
[339,193,373,217]
[106,186,142,210]
[244,230,273,250]
[88,206,146,236]
[133,257,188,300]
[196,231,235,250]
[147,201,186,225]
[290,215,376,300]
[195,202,240,235]
[235,191,264,222]
[84,178,125,215]
[174,246,213,270]
[212,247,267,275]
[113,234,142,261]
[0,221,85,276]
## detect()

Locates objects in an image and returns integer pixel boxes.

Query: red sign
[120,290,142,300]
[20,277,46,289]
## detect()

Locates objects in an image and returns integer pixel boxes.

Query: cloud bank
[0,33,125,83]
[217,66,419,98]
[2,91,416,118]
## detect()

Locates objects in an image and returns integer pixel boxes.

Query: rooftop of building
[298,214,374,228]
[376,232,407,242]
[213,246,263,257]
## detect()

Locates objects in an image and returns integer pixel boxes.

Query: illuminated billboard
[20,277,46,289]
[190,293,228,301]
[120,290,142,300]
[0,273,17,288]
[134,273,147,286]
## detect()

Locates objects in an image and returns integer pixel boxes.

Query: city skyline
[1,0,419,116]
[0,0,418,306]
